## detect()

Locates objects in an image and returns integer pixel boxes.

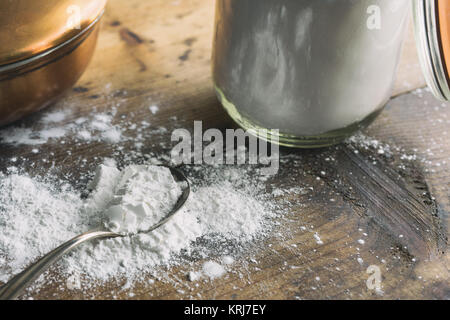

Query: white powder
[313,232,323,245]
[149,105,159,114]
[39,127,68,140]
[101,128,122,144]
[0,110,124,146]
[66,274,81,290]
[190,182,269,241]
[188,271,201,282]
[0,128,46,145]
[0,174,85,283]
[222,256,234,265]
[201,261,226,279]
[41,110,68,123]
[92,165,184,235]
[0,161,277,288]
[187,260,228,281]
[347,133,393,157]
[77,130,92,140]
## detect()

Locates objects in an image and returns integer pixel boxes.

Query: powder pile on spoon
[87,164,185,235]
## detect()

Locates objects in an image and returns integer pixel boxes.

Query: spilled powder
[41,110,68,123]
[0,173,85,283]
[0,110,123,145]
[0,104,171,156]
[0,161,280,287]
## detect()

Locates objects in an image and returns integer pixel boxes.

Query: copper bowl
[0,0,107,126]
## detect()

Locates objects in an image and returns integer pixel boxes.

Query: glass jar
[212,0,446,148]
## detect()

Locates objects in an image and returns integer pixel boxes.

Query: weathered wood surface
[0,0,448,299]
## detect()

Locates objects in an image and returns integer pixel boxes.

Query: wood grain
[0,0,448,300]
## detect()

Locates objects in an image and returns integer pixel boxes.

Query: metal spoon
[0,166,190,300]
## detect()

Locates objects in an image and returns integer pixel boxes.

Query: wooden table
[0,0,448,299]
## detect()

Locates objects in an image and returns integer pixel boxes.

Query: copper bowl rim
[0,9,104,74]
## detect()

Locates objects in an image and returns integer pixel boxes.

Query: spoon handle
[0,229,118,300]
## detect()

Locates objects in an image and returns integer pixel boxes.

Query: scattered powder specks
[41,110,68,124]
[91,120,110,131]
[0,109,125,146]
[102,128,122,144]
[75,117,88,125]
[39,128,67,140]
[347,133,392,157]
[313,232,323,245]
[0,128,45,145]
[77,130,92,140]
